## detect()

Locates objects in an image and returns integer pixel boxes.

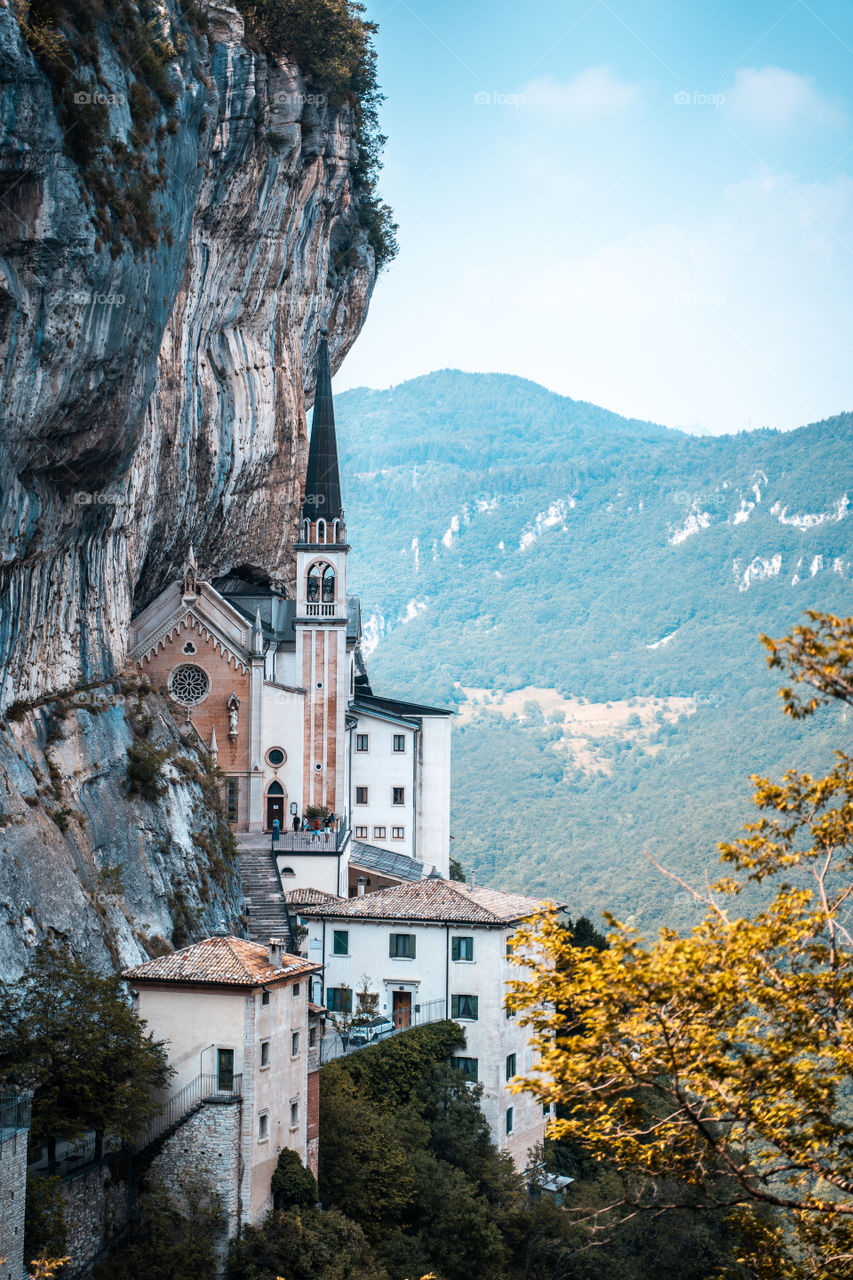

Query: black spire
[302,332,343,522]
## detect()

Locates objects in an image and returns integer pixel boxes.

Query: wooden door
[266,795,285,830]
[392,990,412,1030]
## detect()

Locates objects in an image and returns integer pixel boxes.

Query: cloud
[522,68,642,117]
[726,66,845,130]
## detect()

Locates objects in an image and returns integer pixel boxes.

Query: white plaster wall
[276,850,346,897]
[417,716,452,875]
[350,712,416,857]
[260,683,305,816]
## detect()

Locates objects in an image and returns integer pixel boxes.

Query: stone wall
[306,1068,320,1178]
[149,1101,242,1274]
[60,1161,130,1271]
[0,1130,28,1280]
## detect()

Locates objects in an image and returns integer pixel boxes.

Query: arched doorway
[266,781,285,831]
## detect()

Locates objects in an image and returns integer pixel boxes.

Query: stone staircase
[239,847,292,949]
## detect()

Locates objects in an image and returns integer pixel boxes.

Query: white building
[290,878,561,1169]
[128,334,452,892]
[124,936,321,1228]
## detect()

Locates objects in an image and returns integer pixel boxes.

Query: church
[128,335,452,897]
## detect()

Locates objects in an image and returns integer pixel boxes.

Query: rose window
[169,664,210,707]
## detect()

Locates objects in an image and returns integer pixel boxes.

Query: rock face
[0,0,375,708]
[0,1,376,973]
[0,681,245,979]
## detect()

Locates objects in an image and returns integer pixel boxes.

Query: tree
[509,612,853,1277]
[228,1206,388,1280]
[0,942,172,1168]
[94,1177,223,1280]
[271,1147,317,1210]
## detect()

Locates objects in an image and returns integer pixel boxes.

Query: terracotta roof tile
[123,936,317,987]
[284,887,343,906]
[295,878,560,925]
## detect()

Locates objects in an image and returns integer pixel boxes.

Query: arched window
[307,565,321,602]
[332,519,340,544]
[301,520,310,542]
[322,565,335,603]
[268,781,284,796]
[316,518,326,543]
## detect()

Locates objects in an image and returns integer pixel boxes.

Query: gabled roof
[284,887,343,907]
[351,693,454,724]
[295,878,558,926]
[303,333,343,521]
[349,840,428,883]
[123,937,317,988]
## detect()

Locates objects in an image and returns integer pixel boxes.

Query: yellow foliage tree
[509,612,853,1278]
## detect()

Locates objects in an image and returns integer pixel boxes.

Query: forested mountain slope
[337,373,851,930]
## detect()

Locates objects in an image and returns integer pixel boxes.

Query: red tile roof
[295,878,559,925]
[284,887,343,906]
[124,936,317,988]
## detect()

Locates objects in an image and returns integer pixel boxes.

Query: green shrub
[270,1147,317,1210]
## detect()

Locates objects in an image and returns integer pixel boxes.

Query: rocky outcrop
[0,0,375,708]
[0,679,245,979]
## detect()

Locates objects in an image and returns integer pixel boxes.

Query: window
[505,1002,514,1020]
[393,734,406,752]
[260,1040,270,1067]
[451,994,478,1020]
[452,936,474,962]
[356,786,368,805]
[356,733,369,752]
[391,826,405,840]
[217,1048,234,1091]
[543,1102,552,1117]
[392,786,405,805]
[266,747,286,766]
[505,1053,516,1080]
[291,1031,300,1056]
[389,933,416,959]
[322,565,335,603]
[261,990,270,1006]
[290,1100,299,1127]
[309,1026,317,1048]
[451,1057,478,1081]
[333,930,349,956]
[355,825,368,839]
[327,987,352,1013]
[506,1107,514,1135]
[226,778,238,822]
[307,564,320,601]
[168,663,210,708]
[506,936,515,957]
[258,1111,269,1140]
[292,983,300,998]
[373,826,386,839]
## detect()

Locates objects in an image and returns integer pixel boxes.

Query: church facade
[128,337,452,892]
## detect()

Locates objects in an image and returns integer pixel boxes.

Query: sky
[334,0,853,433]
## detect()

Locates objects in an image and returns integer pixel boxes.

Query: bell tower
[294,332,350,818]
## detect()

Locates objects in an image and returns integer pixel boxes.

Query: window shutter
[452,937,460,962]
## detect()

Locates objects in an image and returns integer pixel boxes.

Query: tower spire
[303,331,343,522]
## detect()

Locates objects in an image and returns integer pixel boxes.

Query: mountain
[336,372,852,933]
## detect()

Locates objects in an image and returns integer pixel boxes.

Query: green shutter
[389,935,395,957]
[409,934,416,959]
[451,937,460,961]
[333,930,348,955]
[470,995,478,1019]
[451,995,459,1018]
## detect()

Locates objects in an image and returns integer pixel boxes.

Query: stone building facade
[0,1096,30,1280]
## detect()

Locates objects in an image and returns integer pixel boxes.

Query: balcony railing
[273,820,348,853]
[319,999,448,1064]
[305,603,336,617]
[134,1072,243,1153]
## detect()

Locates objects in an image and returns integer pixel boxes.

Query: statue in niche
[227,693,240,740]
[182,546,198,598]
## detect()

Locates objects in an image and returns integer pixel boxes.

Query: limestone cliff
[0,0,375,706]
[0,0,378,974]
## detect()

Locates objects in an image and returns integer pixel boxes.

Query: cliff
[0,0,375,706]
[0,0,378,974]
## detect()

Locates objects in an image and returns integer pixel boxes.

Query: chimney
[357,876,367,896]
[268,938,285,967]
